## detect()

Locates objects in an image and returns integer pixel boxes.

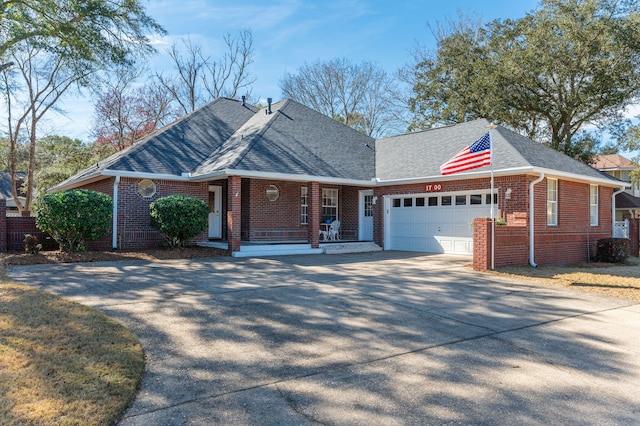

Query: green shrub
[596,238,629,263]
[35,190,113,252]
[149,194,208,248]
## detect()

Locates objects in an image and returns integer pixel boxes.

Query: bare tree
[2,44,92,212]
[92,67,142,151]
[280,58,406,137]
[155,38,207,114]
[0,0,162,212]
[156,30,256,114]
[202,30,256,100]
[92,67,179,150]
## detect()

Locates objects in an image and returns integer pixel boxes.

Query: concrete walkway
[9,252,640,425]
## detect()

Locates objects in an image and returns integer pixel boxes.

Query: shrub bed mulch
[1,246,228,266]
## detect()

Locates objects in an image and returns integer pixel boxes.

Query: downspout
[529,173,545,267]
[112,175,120,249]
[612,186,626,235]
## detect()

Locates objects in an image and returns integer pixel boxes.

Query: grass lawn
[0,266,144,425]
[494,257,640,302]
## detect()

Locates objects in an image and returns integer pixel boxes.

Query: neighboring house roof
[376,119,618,185]
[593,154,638,171]
[616,191,640,209]
[0,171,26,199]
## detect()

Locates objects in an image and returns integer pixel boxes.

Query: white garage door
[387,193,494,255]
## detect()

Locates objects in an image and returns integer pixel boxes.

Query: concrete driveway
[8,252,640,425]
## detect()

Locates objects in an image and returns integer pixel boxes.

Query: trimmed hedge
[149,194,208,248]
[35,190,113,252]
[596,238,629,263]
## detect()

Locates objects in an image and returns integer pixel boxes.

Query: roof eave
[535,167,630,188]
[49,169,190,192]
[374,166,629,188]
[375,167,537,186]
[191,169,376,186]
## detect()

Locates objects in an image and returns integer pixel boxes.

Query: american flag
[440,132,492,175]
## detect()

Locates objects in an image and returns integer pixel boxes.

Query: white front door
[359,190,374,241]
[208,185,222,239]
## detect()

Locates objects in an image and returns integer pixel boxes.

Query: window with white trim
[301,187,308,224]
[321,188,338,223]
[547,178,558,226]
[364,194,374,215]
[590,185,598,226]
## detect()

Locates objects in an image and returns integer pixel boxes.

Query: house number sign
[425,184,443,192]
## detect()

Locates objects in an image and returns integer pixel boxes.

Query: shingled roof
[55,100,621,191]
[193,99,375,180]
[55,97,376,190]
[376,119,618,184]
[593,154,638,171]
[616,191,640,209]
[0,171,26,199]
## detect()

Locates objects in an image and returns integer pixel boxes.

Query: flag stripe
[440,132,492,175]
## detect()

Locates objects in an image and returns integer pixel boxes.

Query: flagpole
[488,123,497,270]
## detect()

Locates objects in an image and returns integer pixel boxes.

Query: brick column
[629,218,639,257]
[308,182,320,248]
[473,217,492,271]
[0,199,6,252]
[227,176,242,253]
[373,188,385,248]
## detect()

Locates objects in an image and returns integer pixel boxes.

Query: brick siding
[79,177,209,250]
[473,178,619,270]
[238,178,367,243]
[19,172,627,268]
[0,199,56,251]
[0,199,5,251]
[629,219,639,257]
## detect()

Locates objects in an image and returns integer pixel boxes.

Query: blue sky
[145,0,540,101]
[51,0,542,140]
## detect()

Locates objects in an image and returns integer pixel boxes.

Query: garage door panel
[389,194,491,255]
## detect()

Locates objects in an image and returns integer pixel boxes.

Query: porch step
[321,241,382,255]
[232,243,323,258]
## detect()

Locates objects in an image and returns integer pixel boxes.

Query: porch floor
[197,240,382,257]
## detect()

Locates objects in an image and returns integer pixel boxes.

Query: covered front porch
[203,175,376,255]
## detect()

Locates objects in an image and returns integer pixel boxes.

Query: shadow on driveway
[9,252,640,425]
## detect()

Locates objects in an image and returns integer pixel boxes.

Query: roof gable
[593,154,638,170]
[54,98,258,190]
[194,99,376,180]
[104,97,258,175]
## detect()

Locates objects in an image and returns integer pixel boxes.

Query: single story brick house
[53,97,629,267]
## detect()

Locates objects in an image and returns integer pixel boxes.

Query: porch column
[227,176,242,253]
[308,181,320,248]
[0,199,6,252]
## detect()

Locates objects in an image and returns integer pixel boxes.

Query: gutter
[374,166,624,188]
[529,173,545,267]
[191,169,375,187]
[112,175,120,249]
[102,169,190,181]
